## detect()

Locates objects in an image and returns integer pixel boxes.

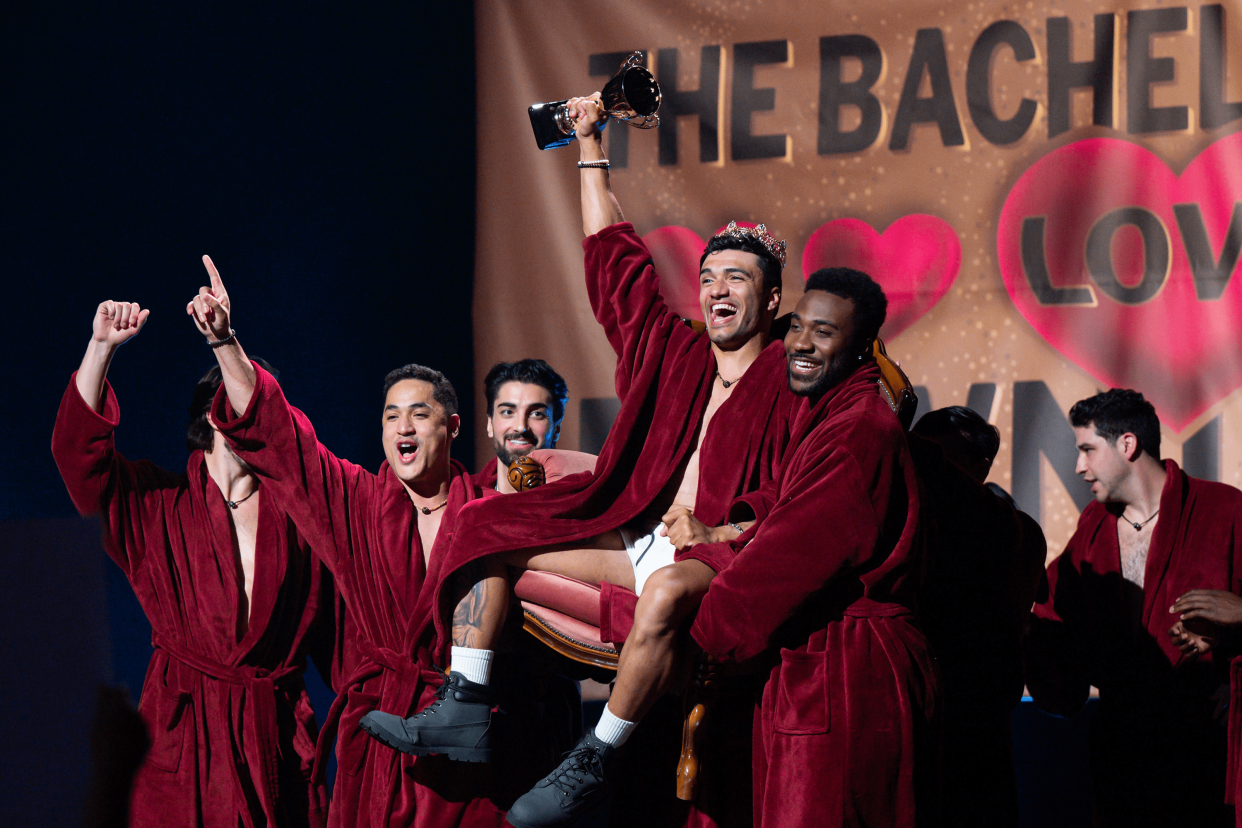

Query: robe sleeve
[690,444,883,664]
[51,374,182,578]
[210,364,369,576]
[583,222,678,401]
[1025,525,1093,717]
[727,478,781,525]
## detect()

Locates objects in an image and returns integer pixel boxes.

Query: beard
[788,352,857,398]
[493,430,536,467]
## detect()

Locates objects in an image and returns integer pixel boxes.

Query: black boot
[506,732,620,828]
[358,671,495,762]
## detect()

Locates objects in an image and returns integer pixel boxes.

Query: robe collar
[789,360,884,445]
[187,451,286,664]
[1139,459,1187,629]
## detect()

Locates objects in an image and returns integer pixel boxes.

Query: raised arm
[187,255,256,415]
[55,300,178,577]
[210,363,372,577]
[75,301,150,411]
[571,94,624,237]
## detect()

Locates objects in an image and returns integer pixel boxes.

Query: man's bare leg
[605,558,715,722]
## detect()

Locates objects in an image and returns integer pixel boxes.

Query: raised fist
[92,301,150,347]
[568,93,606,141]
[186,255,233,342]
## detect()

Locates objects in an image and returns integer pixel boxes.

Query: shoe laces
[546,744,607,795]
[415,665,453,718]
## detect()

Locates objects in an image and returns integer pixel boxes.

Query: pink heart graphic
[997,134,1242,431]
[801,216,961,340]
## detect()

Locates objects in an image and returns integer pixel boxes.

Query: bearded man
[473,359,569,492]
[687,268,939,828]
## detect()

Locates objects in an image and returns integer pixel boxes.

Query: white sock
[593,705,636,747]
[449,646,494,686]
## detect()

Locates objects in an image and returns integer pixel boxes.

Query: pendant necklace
[715,370,740,389]
[1122,508,1159,531]
[225,489,257,510]
[419,499,448,516]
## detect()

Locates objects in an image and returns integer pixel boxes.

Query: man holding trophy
[360,55,796,828]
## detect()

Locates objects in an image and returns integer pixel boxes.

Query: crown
[709,221,787,270]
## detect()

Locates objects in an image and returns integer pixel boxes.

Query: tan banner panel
[475,0,1242,560]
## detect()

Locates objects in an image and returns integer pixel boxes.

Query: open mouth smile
[396,440,419,464]
[708,302,739,327]
[789,357,822,376]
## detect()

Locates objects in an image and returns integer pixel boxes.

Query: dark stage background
[2,2,475,822]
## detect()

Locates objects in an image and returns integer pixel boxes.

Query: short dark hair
[803,267,887,351]
[187,358,278,452]
[700,234,783,295]
[913,405,1001,467]
[383,364,458,418]
[484,359,569,429]
[1069,388,1161,460]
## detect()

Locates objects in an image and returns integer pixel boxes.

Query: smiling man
[1026,389,1242,828]
[686,267,938,828]
[188,261,558,827]
[359,94,797,828]
[474,359,569,492]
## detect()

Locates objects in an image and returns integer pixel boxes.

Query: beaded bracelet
[208,329,237,348]
[577,159,610,169]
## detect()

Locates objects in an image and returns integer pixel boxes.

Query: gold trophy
[528,51,661,150]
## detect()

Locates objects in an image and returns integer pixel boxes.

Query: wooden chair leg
[676,701,707,801]
[675,655,720,802]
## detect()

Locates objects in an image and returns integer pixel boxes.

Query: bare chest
[229,501,259,632]
[669,381,736,511]
[418,510,446,565]
[1117,521,1155,588]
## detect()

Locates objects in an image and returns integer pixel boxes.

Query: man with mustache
[191,262,560,827]
[687,268,938,828]
[361,94,794,828]
[474,359,569,492]
[1026,389,1242,828]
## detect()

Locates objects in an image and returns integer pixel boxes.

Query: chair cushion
[513,570,603,628]
[520,602,617,656]
[528,449,598,482]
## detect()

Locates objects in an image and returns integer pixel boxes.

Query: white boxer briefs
[618,520,678,596]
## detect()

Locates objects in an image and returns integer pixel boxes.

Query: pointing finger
[203,255,225,295]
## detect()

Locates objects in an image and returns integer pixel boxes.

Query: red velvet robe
[690,363,939,828]
[437,223,795,828]
[472,457,499,491]
[1027,461,1242,828]
[212,368,565,828]
[51,376,330,828]
[909,435,1046,828]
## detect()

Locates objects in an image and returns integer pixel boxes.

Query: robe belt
[335,637,444,827]
[1228,657,1242,805]
[840,596,913,618]
[309,634,445,797]
[151,633,302,828]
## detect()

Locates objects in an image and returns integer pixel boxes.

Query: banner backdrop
[474,0,1242,560]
